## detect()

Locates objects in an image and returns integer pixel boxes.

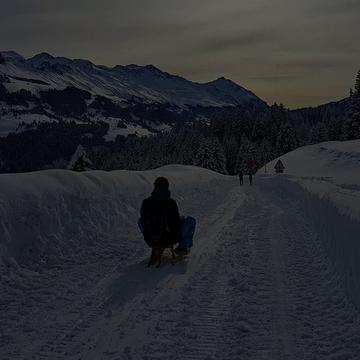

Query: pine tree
[343,70,360,140]
[309,122,328,144]
[223,135,239,175]
[235,150,247,174]
[195,137,211,168]
[269,103,288,145]
[235,137,257,174]
[174,126,197,165]
[257,139,272,169]
[275,122,298,156]
[195,137,227,174]
[68,145,93,171]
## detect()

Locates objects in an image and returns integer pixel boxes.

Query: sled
[147,245,190,268]
[139,216,195,268]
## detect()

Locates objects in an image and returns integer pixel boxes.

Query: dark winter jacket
[140,189,181,248]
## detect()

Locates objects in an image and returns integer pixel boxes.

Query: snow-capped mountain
[0,51,267,136]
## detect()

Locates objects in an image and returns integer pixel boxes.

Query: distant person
[249,173,253,185]
[139,177,181,266]
[239,172,244,186]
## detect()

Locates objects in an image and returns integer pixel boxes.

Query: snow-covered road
[1,173,360,360]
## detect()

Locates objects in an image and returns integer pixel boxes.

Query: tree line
[86,70,360,175]
[1,70,360,174]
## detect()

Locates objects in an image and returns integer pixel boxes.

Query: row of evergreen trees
[87,104,298,175]
[84,70,360,175]
[3,70,359,174]
[307,70,360,144]
[344,70,360,140]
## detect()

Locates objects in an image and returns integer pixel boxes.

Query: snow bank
[262,176,360,306]
[264,140,360,177]
[0,165,231,270]
[263,140,360,218]
[262,140,360,306]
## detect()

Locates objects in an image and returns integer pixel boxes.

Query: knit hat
[154,177,169,190]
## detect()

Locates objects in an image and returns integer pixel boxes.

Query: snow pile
[263,140,360,305]
[0,165,231,269]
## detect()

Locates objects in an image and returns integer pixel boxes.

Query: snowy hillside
[0,165,229,268]
[1,149,360,358]
[0,51,266,136]
[263,140,360,218]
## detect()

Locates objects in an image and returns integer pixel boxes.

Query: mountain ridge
[0,50,348,140]
[0,50,261,100]
[0,51,254,87]
[0,50,267,137]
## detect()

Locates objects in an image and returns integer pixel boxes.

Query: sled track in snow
[4,177,360,359]
[36,300,107,359]
[30,261,121,360]
[67,181,360,359]
[245,179,360,359]
[188,298,228,358]
[180,190,245,359]
[178,181,360,360]
[104,187,246,360]
[181,254,231,359]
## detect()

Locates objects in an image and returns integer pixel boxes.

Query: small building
[275,159,285,173]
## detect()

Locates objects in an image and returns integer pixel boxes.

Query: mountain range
[0,51,267,138]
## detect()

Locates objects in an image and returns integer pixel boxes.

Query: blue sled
[138,216,196,249]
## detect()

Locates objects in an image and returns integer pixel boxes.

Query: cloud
[195,30,278,54]
[307,0,360,14]
[278,55,354,70]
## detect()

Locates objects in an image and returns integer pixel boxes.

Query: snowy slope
[0,165,229,268]
[0,51,263,107]
[263,140,360,218]
[0,51,267,136]
[1,154,360,359]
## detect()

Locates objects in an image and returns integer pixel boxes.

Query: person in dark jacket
[140,177,181,265]
[249,173,253,185]
[239,172,244,186]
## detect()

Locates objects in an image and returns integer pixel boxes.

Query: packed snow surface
[1,142,360,359]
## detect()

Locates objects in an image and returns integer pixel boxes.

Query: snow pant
[138,216,196,249]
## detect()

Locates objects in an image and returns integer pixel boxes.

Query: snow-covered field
[103,118,153,141]
[1,141,360,359]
